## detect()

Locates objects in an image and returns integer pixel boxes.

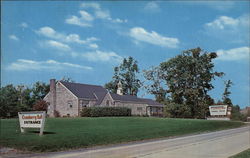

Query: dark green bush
[164,103,192,118]
[80,107,131,117]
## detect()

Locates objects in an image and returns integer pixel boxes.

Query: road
[3,126,250,158]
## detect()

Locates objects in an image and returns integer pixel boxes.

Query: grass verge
[229,149,250,158]
[0,117,245,152]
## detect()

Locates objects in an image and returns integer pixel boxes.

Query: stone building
[44,79,164,117]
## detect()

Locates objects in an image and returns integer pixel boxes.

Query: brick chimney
[50,79,56,117]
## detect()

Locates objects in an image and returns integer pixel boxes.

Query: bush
[164,103,192,118]
[54,110,60,117]
[33,100,48,112]
[80,107,131,117]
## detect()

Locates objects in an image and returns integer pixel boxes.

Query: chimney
[50,79,56,117]
[117,81,123,95]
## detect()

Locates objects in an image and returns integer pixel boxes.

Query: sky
[2,1,250,108]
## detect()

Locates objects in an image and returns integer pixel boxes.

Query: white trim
[43,92,50,100]
[58,81,78,99]
[107,92,114,102]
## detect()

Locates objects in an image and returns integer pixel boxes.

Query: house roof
[60,81,163,107]
[110,93,163,107]
[60,81,107,101]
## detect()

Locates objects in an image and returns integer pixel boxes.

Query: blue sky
[2,1,249,108]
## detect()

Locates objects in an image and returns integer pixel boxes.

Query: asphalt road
[3,126,250,158]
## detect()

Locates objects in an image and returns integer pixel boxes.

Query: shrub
[54,110,60,117]
[33,100,48,112]
[164,103,192,118]
[80,107,131,117]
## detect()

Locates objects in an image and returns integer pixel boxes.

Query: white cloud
[7,59,93,71]
[45,40,71,51]
[65,2,127,26]
[37,26,99,49]
[20,22,28,28]
[65,10,94,27]
[144,1,160,12]
[216,47,250,61]
[9,35,19,41]
[81,2,100,10]
[89,43,99,49]
[82,50,123,63]
[204,14,249,43]
[129,27,179,48]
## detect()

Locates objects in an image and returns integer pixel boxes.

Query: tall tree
[0,85,19,117]
[143,66,167,103]
[161,48,224,118]
[145,47,223,118]
[31,82,50,103]
[105,57,141,96]
[222,80,233,106]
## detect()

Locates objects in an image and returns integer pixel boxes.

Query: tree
[143,66,167,103]
[160,48,224,118]
[105,57,141,96]
[31,82,50,101]
[33,100,48,112]
[145,48,224,118]
[222,80,233,106]
[61,76,75,82]
[0,85,19,118]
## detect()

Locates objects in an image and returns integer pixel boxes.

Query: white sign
[209,105,228,116]
[18,111,46,135]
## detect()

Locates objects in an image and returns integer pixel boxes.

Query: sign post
[18,111,46,136]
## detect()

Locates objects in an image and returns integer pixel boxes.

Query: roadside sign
[18,111,46,135]
[209,105,228,116]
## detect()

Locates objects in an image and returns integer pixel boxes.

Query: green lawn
[229,149,250,158]
[0,117,245,152]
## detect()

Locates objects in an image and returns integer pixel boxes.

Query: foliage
[0,82,49,118]
[61,76,75,83]
[80,107,131,117]
[105,56,141,96]
[0,118,244,152]
[222,80,233,106]
[164,103,192,118]
[0,85,19,118]
[143,66,167,103]
[231,105,246,121]
[54,110,60,117]
[33,100,48,112]
[156,47,223,118]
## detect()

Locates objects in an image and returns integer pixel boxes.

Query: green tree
[31,81,50,102]
[157,47,223,118]
[105,57,141,96]
[61,76,75,82]
[0,85,19,118]
[222,80,233,106]
[143,66,167,103]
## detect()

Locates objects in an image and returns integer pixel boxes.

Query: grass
[229,149,250,158]
[0,117,245,152]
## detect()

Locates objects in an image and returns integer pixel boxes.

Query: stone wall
[100,93,114,107]
[44,82,79,117]
[115,101,148,115]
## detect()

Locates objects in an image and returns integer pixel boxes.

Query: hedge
[80,107,131,117]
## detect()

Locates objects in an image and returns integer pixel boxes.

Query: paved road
[3,126,250,158]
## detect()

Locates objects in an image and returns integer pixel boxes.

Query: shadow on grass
[28,131,56,135]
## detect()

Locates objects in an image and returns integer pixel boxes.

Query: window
[68,101,73,108]
[80,100,89,107]
[106,100,110,106]
[137,107,142,111]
